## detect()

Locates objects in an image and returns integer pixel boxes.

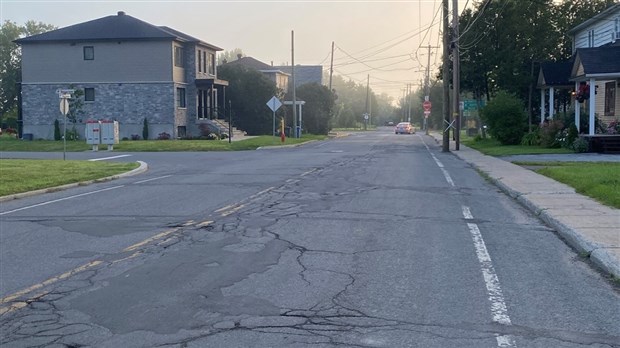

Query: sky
[1,0,468,100]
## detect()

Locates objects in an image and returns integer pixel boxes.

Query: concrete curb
[0,161,148,203]
[427,133,619,278]
[256,140,318,150]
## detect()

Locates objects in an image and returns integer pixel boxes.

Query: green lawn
[0,134,326,152]
[461,137,573,156]
[0,159,139,196]
[515,161,620,209]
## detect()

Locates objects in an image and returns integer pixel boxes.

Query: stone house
[15,11,228,140]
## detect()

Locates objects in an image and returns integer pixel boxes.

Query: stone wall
[21,83,176,140]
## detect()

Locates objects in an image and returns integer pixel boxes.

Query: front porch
[584,135,620,154]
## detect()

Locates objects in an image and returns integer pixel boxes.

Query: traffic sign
[60,98,69,116]
[266,96,282,112]
[423,100,432,111]
[363,113,369,120]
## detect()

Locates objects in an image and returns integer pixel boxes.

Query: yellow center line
[123,228,179,252]
[0,260,102,305]
[221,204,245,217]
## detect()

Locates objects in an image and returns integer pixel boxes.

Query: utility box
[85,120,101,151]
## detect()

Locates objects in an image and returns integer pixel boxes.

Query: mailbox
[85,120,101,145]
[100,120,119,145]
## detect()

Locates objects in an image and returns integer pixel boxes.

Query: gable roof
[274,65,323,87]
[567,3,620,35]
[223,56,273,70]
[571,46,620,80]
[537,60,573,87]
[14,11,221,50]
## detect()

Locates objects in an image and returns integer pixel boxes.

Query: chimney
[118,11,126,16]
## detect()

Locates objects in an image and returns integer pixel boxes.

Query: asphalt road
[1,129,618,347]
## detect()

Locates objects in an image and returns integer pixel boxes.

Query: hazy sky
[1,0,466,100]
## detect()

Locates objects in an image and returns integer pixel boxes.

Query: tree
[217,48,244,66]
[294,83,335,135]
[217,64,278,135]
[481,91,527,145]
[1,20,56,124]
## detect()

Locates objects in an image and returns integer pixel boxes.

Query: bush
[157,132,171,140]
[539,120,564,148]
[206,133,219,140]
[65,127,80,141]
[480,91,527,145]
[565,123,579,148]
[605,120,619,135]
[520,128,540,146]
[131,134,141,140]
[572,137,589,153]
[54,120,61,141]
[142,118,149,140]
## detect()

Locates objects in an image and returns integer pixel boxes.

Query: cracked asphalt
[1,129,619,347]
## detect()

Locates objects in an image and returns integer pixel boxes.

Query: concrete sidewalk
[428,133,619,278]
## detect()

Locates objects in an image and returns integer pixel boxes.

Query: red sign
[423,101,432,111]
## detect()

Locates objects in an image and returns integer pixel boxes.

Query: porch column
[574,82,580,133]
[589,78,596,135]
[549,87,555,120]
[540,88,545,125]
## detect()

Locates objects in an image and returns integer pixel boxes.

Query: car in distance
[395,122,414,134]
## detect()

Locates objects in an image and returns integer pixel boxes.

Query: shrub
[606,120,619,135]
[480,91,527,145]
[142,118,149,140]
[54,119,61,140]
[206,133,219,140]
[520,128,540,146]
[572,137,589,153]
[565,123,579,148]
[65,127,80,141]
[5,127,17,135]
[131,134,141,140]
[539,120,564,148]
[157,132,171,140]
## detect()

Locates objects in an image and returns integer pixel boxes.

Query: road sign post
[59,92,73,160]
[266,96,282,142]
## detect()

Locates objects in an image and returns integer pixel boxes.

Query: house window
[605,82,616,116]
[84,88,95,102]
[208,53,215,75]
[197,50,202,73]
[174,46,184,67]
[83,46,94,60]
[203,51,207,73]
[588,29,594,47]
[177,87,186,108]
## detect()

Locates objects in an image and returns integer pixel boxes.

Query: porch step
[211,119,246,139]
[588,135,620,154]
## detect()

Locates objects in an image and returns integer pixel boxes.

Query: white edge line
[134,175,172,184]
[0,186,124,215]
[462,206,474,220]
[88,154,132,161]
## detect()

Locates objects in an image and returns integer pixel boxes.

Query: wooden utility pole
[329,41,335,92]
[442,0,450,152]
[291,30,297,138]
[452,0,460,150]
[364,74,369,130]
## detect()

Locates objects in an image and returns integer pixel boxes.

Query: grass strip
[0,159,139,196]
[461,137,572,156]
[517,161,620,209]
[0,135,326,152]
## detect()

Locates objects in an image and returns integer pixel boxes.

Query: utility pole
[452,0,460,150]
[329,41,335,92]
[442,0,450,152]
[407,84,412,122]
[364,74,369,130]
[291,30,297,138]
